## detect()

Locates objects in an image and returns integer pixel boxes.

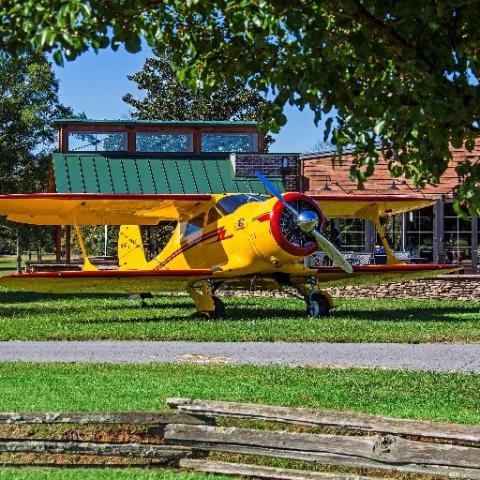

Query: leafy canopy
[0,52,72,252]
[124,50,271,122]
[123,50,273,149]
[2,1,480,211]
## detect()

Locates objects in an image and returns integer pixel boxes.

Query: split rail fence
[1,398,480,479]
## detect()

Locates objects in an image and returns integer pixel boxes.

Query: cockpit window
[217,194,266,215]
[182,213,205,238]
[207,207,222,224]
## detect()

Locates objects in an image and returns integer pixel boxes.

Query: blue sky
[52,46,324,153]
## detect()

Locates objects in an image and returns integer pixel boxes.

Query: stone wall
[222,276,480,301]
[326,275,480,301]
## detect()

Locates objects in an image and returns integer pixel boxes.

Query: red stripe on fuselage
[256,212,270,222]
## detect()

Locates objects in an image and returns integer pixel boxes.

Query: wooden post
[401,212,407,251]
[364,220,375,254]
[66,225,71,264]
[471,215,478,272]
[127,127,136,154]
[258,131,265,153]
[193,131,201,153]
[58,126,68,152]
[433,200,445,263]
[55,226,62,262]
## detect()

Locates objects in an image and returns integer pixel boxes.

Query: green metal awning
[51,153,285,195]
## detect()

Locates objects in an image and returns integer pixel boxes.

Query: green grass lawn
[0,363,478,478]
[0,363,479,424]
[0,471,224,480]
[0,290,478,342]
[0,256,20,272]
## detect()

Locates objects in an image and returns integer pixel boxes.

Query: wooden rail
[2,399,480,479]
[166,397,480,444]
[180,459,379,480]
[167,398,480,479]
[0,440,191,461]
[165,423,480,479]
[0,411,203,425]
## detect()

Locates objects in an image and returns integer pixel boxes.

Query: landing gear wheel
[306,291,330,317]
[200,296,226,319]
[212,296,225,319]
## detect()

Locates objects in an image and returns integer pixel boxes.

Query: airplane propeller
[256,171,353,274]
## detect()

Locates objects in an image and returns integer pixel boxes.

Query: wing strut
[74,224,98,272]
[369,210,400,265]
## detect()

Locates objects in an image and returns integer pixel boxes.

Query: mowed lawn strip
[0,290,478,342]
[0,470,225,480]
[0,363,479,425]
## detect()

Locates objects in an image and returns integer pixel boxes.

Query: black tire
[199,295,226,319]
[211,295,226,319]
[306,291,330,317]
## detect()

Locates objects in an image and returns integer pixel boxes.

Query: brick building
[302,144,478,271]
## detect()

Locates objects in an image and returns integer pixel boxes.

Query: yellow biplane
[0,173,458,317]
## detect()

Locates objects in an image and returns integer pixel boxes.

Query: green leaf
[52,50,64,66]
[324,117,333,142]
[124,33,141,53]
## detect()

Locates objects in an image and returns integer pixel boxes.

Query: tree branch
[339,0,437,73]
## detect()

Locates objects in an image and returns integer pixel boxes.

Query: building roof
[51,153,284,195]
[53,118,259,128]
[301,143,479,198]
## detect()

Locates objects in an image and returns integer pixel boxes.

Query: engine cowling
[270,192,325,257]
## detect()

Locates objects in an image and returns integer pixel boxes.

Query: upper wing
[311,194,435,219]
[0,193,214,225]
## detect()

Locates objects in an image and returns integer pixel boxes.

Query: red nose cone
[270,192,324,257]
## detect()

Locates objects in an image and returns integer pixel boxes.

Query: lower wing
[0,269,212,294]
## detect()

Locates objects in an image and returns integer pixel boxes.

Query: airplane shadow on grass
[0,290,476,324]
[0,291,125,303]
[70,302,480,325]
[225,304,479,323]
[0,291,194,317]
[332,305,480,323]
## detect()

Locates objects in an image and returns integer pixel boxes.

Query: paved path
[0,341,479,372]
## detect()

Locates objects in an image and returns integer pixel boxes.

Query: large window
[405,206,434,261]
[201,133,258,152]
[444,202,472,262]
[136,132,193,152]
[68,132,127,152]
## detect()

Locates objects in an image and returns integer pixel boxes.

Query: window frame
[135,132,194,153]
[201,132,259,153]
[67,131,128,153]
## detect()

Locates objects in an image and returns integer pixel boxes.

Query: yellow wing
[312,194,435,219]
[0,193,214,225]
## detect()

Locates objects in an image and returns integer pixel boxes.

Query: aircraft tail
[118,225,149,270]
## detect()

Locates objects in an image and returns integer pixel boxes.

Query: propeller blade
[311,230,353,273]
[255,171,298,216]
